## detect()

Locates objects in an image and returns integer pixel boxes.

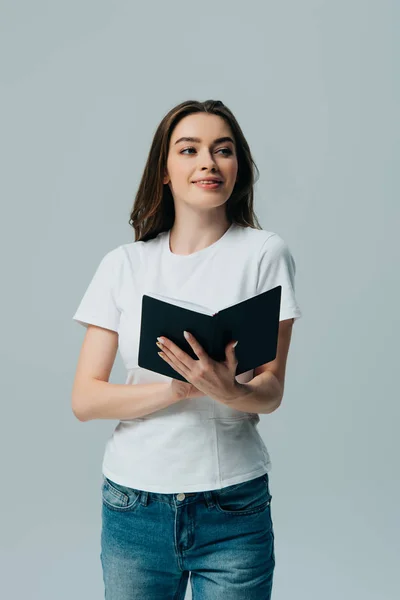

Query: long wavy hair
[129,99,263,241]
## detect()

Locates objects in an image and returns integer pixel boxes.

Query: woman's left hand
[156,331,240,404]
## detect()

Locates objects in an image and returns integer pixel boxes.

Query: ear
[163,171,169,185]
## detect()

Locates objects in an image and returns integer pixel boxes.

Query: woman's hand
[157,331,240,404]
[168,379,205,401]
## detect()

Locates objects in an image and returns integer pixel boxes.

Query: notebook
[137,286,282,383]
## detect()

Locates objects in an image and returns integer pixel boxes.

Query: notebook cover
[138,286,282,383]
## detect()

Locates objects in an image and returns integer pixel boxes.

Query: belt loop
[203,490,215,508]
[139,490,149,506]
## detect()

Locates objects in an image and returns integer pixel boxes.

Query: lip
[192,177,223,183]
[193,181,223,190]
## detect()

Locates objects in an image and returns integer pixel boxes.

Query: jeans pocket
[102,476,141,512]
[214,474,272,516]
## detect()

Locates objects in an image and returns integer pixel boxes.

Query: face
[163,113,238,210]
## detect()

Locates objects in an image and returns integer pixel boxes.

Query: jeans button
[176,493,185,501]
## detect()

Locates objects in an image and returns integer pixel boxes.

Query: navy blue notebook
[138,286,282,383]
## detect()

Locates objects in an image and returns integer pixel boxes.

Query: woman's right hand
[168,378,205,401]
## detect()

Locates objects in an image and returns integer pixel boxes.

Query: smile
[193,181,223,188]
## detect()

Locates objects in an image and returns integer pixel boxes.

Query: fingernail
[183,331,189,340]
[233,341,238,348]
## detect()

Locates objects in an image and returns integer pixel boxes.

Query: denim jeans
[100,472,275,599]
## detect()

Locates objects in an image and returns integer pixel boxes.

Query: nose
[199,148,218,171]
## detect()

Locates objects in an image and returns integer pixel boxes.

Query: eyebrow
[174,136,235,146]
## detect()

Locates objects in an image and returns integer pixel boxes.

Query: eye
[217,148,233,156]
[180,147,196,154]
[180,147,233,156]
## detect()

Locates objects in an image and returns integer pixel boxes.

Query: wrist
[223,381,251,405]
[165,380,188,404]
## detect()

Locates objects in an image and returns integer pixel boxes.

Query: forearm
[224,371,283,415]
[72,380,178,422]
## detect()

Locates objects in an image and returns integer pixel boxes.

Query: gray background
[1,1,398,598]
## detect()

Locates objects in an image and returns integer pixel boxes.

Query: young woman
[72,99,302,599]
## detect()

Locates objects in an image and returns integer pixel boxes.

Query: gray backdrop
[1,1,398,598]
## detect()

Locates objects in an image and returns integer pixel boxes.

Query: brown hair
[128,99,263,241]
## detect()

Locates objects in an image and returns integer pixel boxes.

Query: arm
[73,379,177,422]
[223,318,294,415]
[71,325,179,422]
[226,370,283,415]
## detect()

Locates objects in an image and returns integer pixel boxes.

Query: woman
[72,99,302,599]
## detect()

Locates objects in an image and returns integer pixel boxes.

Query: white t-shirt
[72,223,302,493]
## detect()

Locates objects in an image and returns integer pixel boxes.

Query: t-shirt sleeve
[72,246,123,332]
[256,233,302,322]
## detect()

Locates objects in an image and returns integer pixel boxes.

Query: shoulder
[88,244,132,286]
[258,231,288,252]
[96,236,160,279]
[119,232,165,262]
[92,245,126,277]
[234,225,283,248]
[255,230,298,286]
[255,232,295,265]
[105,240,146,265]
[236,227,290,259]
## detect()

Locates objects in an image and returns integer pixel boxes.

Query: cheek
[222,154,238,172]
[223,158,238,182]
[167,159,191,187]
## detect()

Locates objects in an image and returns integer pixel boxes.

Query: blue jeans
[100,473,275,599]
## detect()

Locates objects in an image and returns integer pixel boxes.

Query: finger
[158,351,186,379]
[158,336,195,370]
[159,345,190,379]
[183,331,208,361]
